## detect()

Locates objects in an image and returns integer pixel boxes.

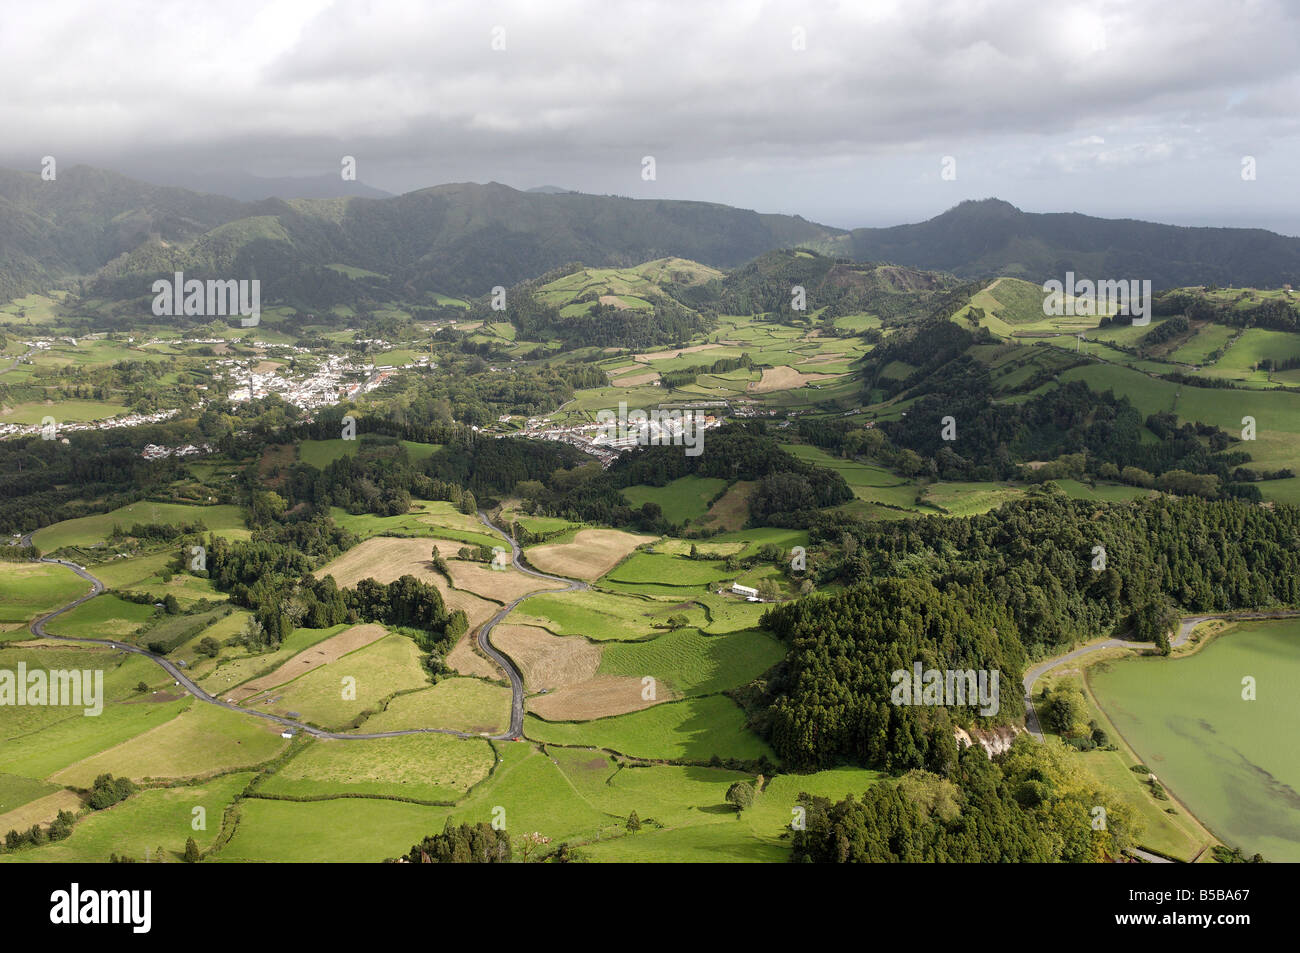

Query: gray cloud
[3,0,1298,231]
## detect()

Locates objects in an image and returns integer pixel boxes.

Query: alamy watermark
[1,664,103,716]
[595,401,705,457]
[50,883,151,933]
[1043,272,1152,326]
[152,271,261,327]
[890,661,999,716]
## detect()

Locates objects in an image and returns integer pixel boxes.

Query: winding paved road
[23,512,584,743]
[474,511,587,737]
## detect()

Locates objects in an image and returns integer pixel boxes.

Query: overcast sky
[4,0,1299,233]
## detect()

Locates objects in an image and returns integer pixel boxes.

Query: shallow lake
[1090,619,1300,861]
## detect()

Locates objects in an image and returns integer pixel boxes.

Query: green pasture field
[830,312,881,332]
[31,502,248,552]
[509,589,704,642]
[22,342,162,371]
[576,820,785,862]
[654,538,746,558]
[525,752,876,862]
[216,743,613,861]
[551,747,748,823]
[0,293,68,325]
[781,442,922,508]
[239,633,429,731]
[705,527,809,559]
[524,694,773,762]
[778,443,902,486]
[1168,323,1237,365]
[92,552,224,605]
[553,765,888,861]
[205,791,386,864]
[198,623,351,696]
[399,440,443,461]
[692,592,769,634]
[1,399,131,425]
[1062,362,1300,471]
[0,562,91,626]
[1210,329,1300,384]
[259,734,495,802]
[1083,316,1175,349]
[621,475,729,525]
[0,647,192,779]
[0,772,252,863]
[599,627,785,696]
[326,263,388,279]
[515,515,579,536]
[603,552,731,588]
[326,506,433,538]
[0,774,59,818]
[130,607,231,653]
[961,277,1054,333]
[923,482,1023,516]
[1259,477,1300,505]
[1051,479,1156,503]
[326,501,500,549]
[355,677,512,736]
[43,594,157,640]
[50,700,287,786]
[170,609,253,672]
[299,438,359,469]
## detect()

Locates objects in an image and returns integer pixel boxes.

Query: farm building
[731,582,760,601]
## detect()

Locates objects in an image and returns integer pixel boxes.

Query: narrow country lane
[23,511,586,743]
[475,511,588,737]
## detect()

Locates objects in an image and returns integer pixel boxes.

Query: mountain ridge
[844,197,1300,289]
[3,168,1300,307]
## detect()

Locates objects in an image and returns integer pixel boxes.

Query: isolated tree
[725,781,755,812]
[626,811,641,832]
[1042,686,1089,737]
[183,837,200,863]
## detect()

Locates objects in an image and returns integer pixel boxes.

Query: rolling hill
[838,198,1300,291]
[6,168,1300,318]
[0,167,845,306]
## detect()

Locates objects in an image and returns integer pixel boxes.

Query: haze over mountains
[2,165,1299,307]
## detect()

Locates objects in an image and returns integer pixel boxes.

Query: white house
[731,582,759,601]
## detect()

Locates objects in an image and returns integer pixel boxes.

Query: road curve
[24,515,585,743]
[476,511,588,738]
